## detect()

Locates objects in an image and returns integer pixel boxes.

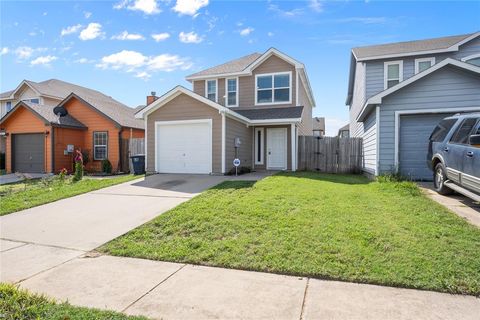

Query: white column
[221,112,226,174]
[291,123,296,171]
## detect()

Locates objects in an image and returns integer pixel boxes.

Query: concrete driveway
[0,174,232,283]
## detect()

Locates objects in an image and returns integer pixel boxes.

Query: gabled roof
[356,58,480,121]
[0,79,143,129]
[135,86,303,124]
[0,101,86,129]
[186,53,262,79]
[338,124,349,132]
[185,48,315,108]
[346,31,480,106]
[352,32,479,61]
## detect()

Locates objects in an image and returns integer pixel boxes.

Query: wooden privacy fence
[119,138,145,173]
[297,136,363,173]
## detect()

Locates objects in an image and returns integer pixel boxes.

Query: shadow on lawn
[210,181,256,190]
[276,171,372,185]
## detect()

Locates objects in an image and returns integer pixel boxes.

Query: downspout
[118,129,122,173]
[375,105,380,176]
[51,126,55,173]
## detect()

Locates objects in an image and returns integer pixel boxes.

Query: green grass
[0,174,141,216]
[0,283,147,320]
[100,172,480,296]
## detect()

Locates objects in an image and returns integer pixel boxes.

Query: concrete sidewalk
[8,250,479,320]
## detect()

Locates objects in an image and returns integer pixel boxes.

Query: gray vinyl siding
[349,62,366,135]
[225,117,252,173]
[363,36,480,106]
[297,76,313,136]
[378,66,480,174]
[362,110,377,175]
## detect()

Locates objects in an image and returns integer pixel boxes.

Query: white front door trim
[393,107,480,172]
[266,127,287,170]
[154,119,213,174]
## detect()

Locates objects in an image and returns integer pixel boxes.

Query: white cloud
[173,0,208,16]
[151,32,170,42]
[84,11,92,19]
[179,31,203,44]
[75,58,94,64]
[114,0,161,15]
[15,46,35,59]
[111,31,145,40]
[97,50,192,77]
[135,71,151,80]
[61,24,82,36]
[268,4,304,18]
[239,27,254,36]
[1,47,9,55]
[148,54,192,71]
[79,23,104,40]
[30,55,57,66]
[43,12,48,16]
[309,0,323,13]
[267,32,274,37]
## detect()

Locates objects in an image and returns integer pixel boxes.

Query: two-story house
[0,79,144,173]
[346,32,480,180]
[136,48,315,174]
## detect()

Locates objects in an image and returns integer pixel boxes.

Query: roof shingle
[235,106,304,120]
[352,33,474,60]
[187,53,262,78]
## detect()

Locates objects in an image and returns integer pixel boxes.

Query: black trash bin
[130,155,145,175]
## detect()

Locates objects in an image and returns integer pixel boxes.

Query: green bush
[101,159,112,174]
[73,162,83,182]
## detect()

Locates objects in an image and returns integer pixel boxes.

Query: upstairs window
[462,54,480,67]
[384,61,403,89]
[206,79,217,102]
[93,131,108,160]
[415,57,435,74]
[29,98,40,104]
[256,72,291,105]
[6,101,12,112]
[226,78,238,107]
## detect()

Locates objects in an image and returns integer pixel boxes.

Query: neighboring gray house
[346,32,480,180]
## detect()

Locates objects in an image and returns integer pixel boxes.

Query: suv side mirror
[469,134,480,146]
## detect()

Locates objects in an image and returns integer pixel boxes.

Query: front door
[266,128,287,170]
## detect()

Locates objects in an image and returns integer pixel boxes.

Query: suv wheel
[433,163,452,195]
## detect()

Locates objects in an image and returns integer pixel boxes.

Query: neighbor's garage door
[12,133,45,173]
[399,113,453,181]
[156,120,212,174]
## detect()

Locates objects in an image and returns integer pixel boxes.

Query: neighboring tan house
[312,117,325,137]
[346,32,480,180]
[0,79,144,174]
[136,48,315,174]
[337,124,350,138]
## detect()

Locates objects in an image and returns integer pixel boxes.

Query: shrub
[81,150,90,167]
[101,159,112,174]
[72,150,83,182]
[58,168,68,183]
[376,173,405,183]
[227,166,251,176]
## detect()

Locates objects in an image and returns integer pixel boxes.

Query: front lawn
[0,283,147,320]
[100,172,480,296]
[0,175,141,216]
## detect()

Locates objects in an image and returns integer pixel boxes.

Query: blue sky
[1,0,479,135]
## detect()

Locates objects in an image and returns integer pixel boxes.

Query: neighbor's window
[256,72,291,104]
[226,78,238,106]
[415,57,435,74]
[206,79,217,102]
[30,98,40,104]
[93,131,108,160]
[384,61,403,89]
[6,101,12,112]
[450,118,477,145]
[429,119,457,142]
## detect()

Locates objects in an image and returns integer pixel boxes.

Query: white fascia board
[249,118,302,125]
[186,71,250,81]
[356,58,480,121]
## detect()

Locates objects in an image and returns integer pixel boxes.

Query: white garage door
[156,120,212,174]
